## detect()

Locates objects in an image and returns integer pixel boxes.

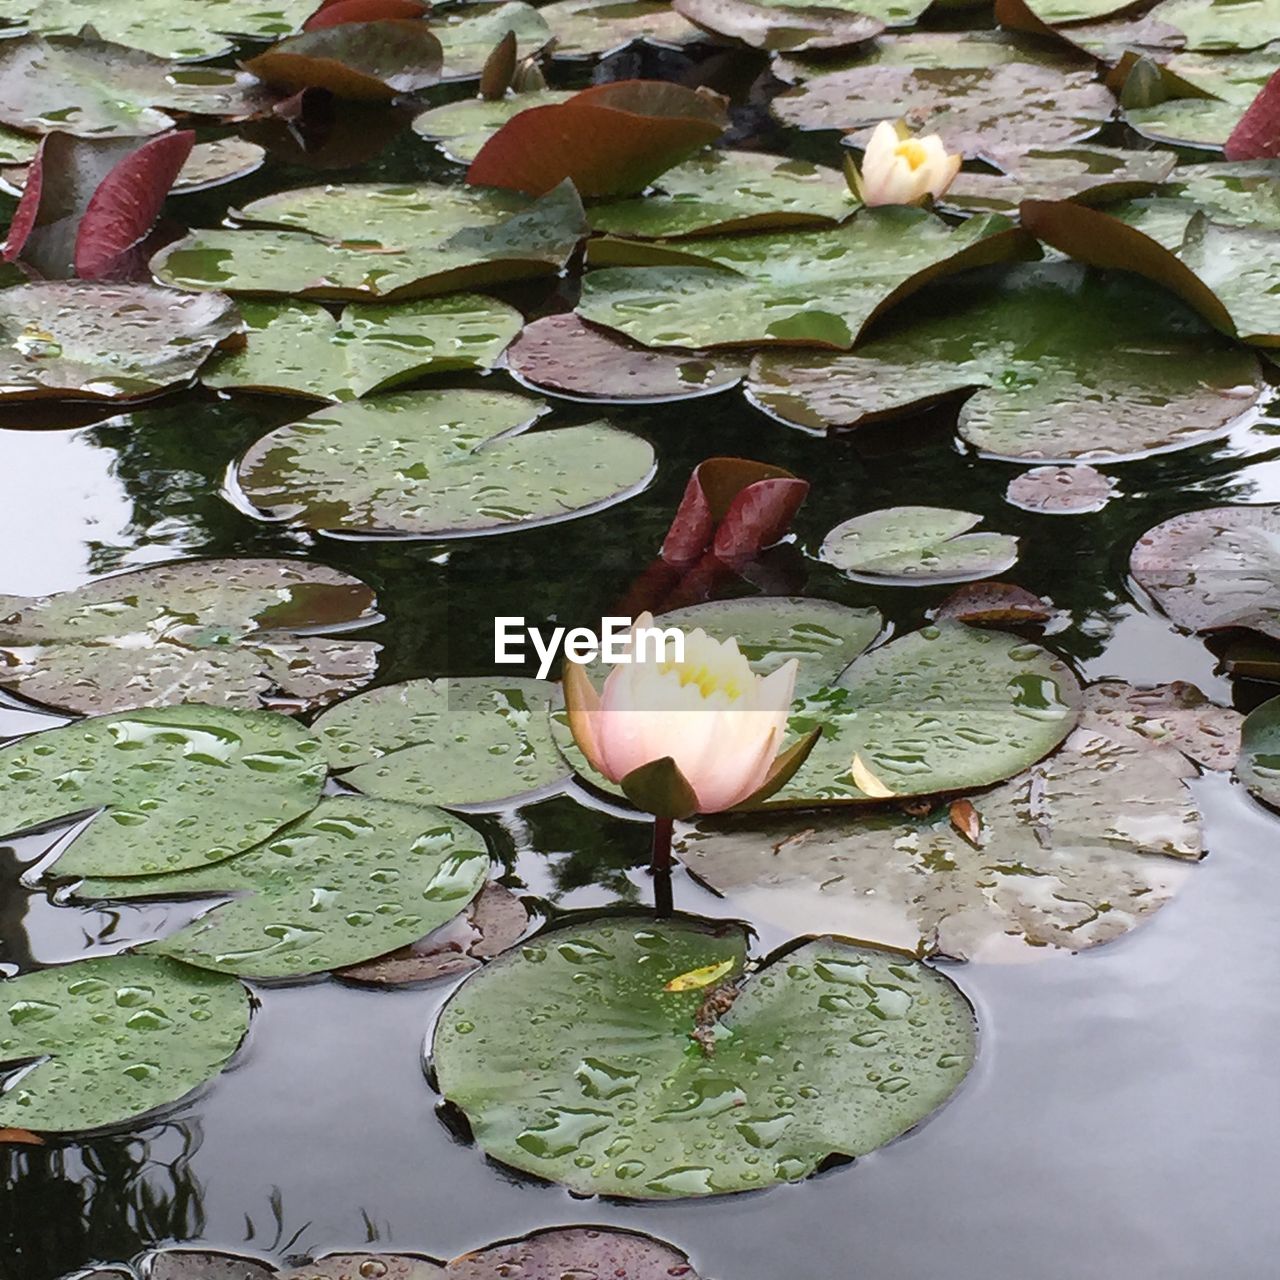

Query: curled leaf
[851,752,896,798]
[664,958,736,991]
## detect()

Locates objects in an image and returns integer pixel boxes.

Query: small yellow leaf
[851,753,895,798]
[664,959,734,992]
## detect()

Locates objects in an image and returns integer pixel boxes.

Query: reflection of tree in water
[0,1121,205,1280]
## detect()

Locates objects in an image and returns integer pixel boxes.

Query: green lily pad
[1150,0,1280,51]
[0,954,250,1133]
[0,558,380,717]
[1130,505,1280,640]
[773,59,1114,156]
[0,125,37,167]
[0,705,326,879]
[151,181,587,301]
[773,623,1081,805]
[202,296,522,400]
[1015,0,1142,23]
[747,263,1264,461]
[3,0,314,60]
[820,506,1019,584]
[1024,197,1280,347]
[941,147,1176,216]
[432,916,976,1197]
[751,0,931,28]
[411,90,575,164]
[678,711,1202,962]
[1237,695,1280,808]
[0,283,242,403]
[314,677,570,809]
[0,35,262,138]
[588,151,857,239]
[235,388,655,538]
[537,0,703,56]
[1159,161,1280,230]
[433,3,554,79]
[672,0,885,53]
[577,208,1032,351]
[75,796,490,979]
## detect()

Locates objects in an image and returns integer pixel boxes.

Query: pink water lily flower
[563,612,817,819]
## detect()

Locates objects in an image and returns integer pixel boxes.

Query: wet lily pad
[504,314,743,402]
[537,0,703,56]
[588,151,857,239]
[0,558,380,716]
[433,3,554,79]
[0,35,262,139]
[152,181,587,300]
[773,59,1114,157]
[4,0,314,60]
[0,954,250,1133]
[1005,464,1116,514]
[0,704,326,879]
[672,0,884,53]
[0,283,242,402]
[1149,0,1280,52]
[446,1228,699,1279]
[314,677,571,808]
[236,389,654,538]
[747,263,1263,461]
[1237,696,1280,808]
[1158,161,1280,230]
[1014,0,1144,22]
[147,1255,277,1280]
[820,506,1019,584]
[412,90,575,164]
[432,916,976,1197]
[932,582,1054,626]
[941,147,1176,216]
[75,796,490,980]
[773,623,1081,805]
[1130,505,1280,640]
[1086,680,1241,771]
[202,296,522,400]
[678,713,1201,962]
[577,208,1031,351]
[337,881,528,985]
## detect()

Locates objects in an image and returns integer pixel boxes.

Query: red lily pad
[446,1228,701,1278]
[244,21,443,101]
[3,130,194,281]
[1226,68,1280,160]
[306,0,430,27]
[467,80,728,197]
[504,313,743,402]
[662,456,809,564]
[932,582,1054,626]
[1005,463,1116,513]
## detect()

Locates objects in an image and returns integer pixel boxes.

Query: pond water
[1,13,1280,1280]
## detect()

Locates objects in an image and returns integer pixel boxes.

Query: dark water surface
[1,99,1279,1280]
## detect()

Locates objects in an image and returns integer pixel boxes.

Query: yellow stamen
[894,139,929,171]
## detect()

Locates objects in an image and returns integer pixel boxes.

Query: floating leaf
[678,715,1201,962]
[773,623,1082,805]
[0,704,326,879]
[1005,464,1116,514]
[941,146,1176,216]
[236,388,654,537]
[536,0,702,56]
[1130,505,1280,640]
[314,677,571,808]
[411,90,574,163]
[820,506,1019,584]
[1237,695,1280,808]
[1148,0,1280,52]
[76,797,489,979]
[467,81,727,198]
[432,916,975,1197]
[203,296,521,400]
[1158,161,1280,231]
[171,137,267,194]
[1006,0,1145,23]
[747,263,1263,460]
[773,59,1114,156]
[672,0,884,53]
[152,180,587,300]
[1087,680,1241,771]
[0,558,380,716]
[0,955,250,1133]
[446,1229,699,1280]
[148,1254,277,1280]
[0,34,262,139]
[589,151,857,239]
[243,21,443,101]
[3,0,315,60]
[578,208,1032,351]
[504,314,743,403]
[433,3,554,80]
[0,283,242,402]
[932,582,1053,626]
[337,882,528,986]
[664,958,736,991]
[307,0,430,27]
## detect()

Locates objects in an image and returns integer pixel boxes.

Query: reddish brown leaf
[949,798,983,847]
[1225,69,1280,160]
[467,80,728,197]
[244,21,443,102]
[662,456,808,565]
[479,30,518,100]
[305,0,429,28]
[0,1128,45,1146]
[932,582,1053,627]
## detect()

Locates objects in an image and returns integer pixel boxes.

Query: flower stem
[651,816,674,919]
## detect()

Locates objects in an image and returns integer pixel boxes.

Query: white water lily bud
[855,120,962,207]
